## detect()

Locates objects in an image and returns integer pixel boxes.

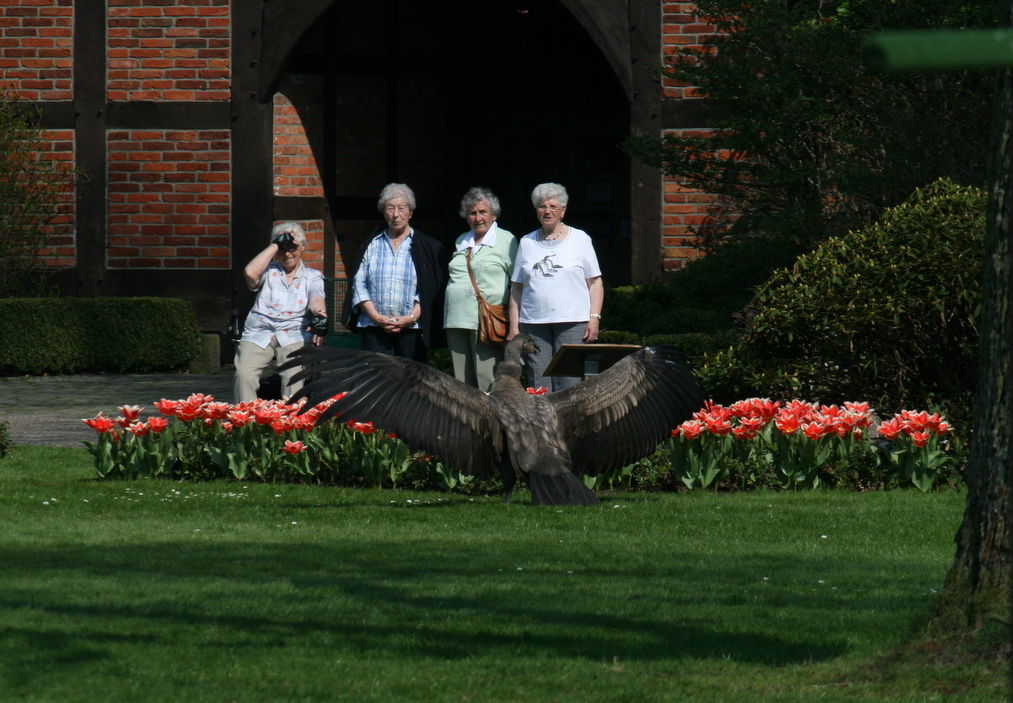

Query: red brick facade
[107,129,231,268]
[660,2,718,271]
[3,0,721,321]
[0,0,72,100]
[33,128,76,266]
[107,0,229,101]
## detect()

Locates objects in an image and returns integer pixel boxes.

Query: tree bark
[927,6,1012,641]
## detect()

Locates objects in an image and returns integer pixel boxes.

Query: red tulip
[775,414,801,435]
[347,420,376,435]
[148,416,169,433]
[877,417,904,440]
[844,401,869,415]
[253,406,281,425]
[83,413,116,434]
[282,440,307,455]
[677,420,704,440]
[733,425,758,441]
[154,399,180,416]
[704,416,733,436]
[803,422,825,441]
[228,410,252,427]
[119,405,143,422]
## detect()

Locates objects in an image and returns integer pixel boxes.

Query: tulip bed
[83,394,472,491]
[82,392,961,493]
[670,399,957,492]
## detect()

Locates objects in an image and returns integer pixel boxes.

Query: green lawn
[1,446,1006,702]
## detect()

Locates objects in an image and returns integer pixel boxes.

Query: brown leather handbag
[466,249,508,346]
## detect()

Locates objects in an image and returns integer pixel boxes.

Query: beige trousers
[446,328,503,393]
[233,338,305,403]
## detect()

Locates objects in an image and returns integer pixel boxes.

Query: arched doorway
[267,0,633,286]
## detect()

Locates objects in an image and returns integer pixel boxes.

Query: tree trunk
[927,10,1012,642]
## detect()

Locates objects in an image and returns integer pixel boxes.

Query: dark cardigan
[342,227,447,350]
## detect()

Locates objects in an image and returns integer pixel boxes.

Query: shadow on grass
[0,538,929,680]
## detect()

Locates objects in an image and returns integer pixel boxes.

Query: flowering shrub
[671,399,955,491]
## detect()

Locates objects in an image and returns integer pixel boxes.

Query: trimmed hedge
[0,297,202,375]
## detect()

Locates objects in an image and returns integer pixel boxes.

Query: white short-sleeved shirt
[241,261,326,348]
[511,227,601,324]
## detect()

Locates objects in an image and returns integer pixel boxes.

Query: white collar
[457,222,499,252]
[380,226,413,241]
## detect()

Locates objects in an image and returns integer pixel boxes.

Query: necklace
[541,224,567,241]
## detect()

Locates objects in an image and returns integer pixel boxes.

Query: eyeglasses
[385,205,410,214]
[537,204,562,213]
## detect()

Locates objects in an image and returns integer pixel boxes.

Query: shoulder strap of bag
[465,249,489,305]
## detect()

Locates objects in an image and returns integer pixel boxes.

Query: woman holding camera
[233,221,328,403]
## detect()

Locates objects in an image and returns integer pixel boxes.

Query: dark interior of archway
[283,0,632,284]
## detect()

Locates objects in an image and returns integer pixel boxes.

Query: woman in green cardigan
[443,187,518,392]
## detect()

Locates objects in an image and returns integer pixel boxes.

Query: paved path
[0,372,235,448]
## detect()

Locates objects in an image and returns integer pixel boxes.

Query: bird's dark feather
[286,346,504,478]
[549,346,703,476]
[282,336,703,504]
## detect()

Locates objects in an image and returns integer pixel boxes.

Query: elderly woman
[342,183,445,362]
[508,182,604,392]
[234,221,327,403]
[443,187,518,392]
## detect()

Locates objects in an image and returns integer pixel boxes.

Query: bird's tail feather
[528,471,600,506]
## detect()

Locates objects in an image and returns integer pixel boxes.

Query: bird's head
[504,334,540,362]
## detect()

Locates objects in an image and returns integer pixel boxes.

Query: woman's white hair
[458,186,502,218]
[378,183,417,212]
[530,182,569,208]
[271,221,306,247]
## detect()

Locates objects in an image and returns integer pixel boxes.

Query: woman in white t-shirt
[508,182,604,392]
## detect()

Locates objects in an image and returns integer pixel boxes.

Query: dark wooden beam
[273,196,327,221]
[628,0,663,284]
[661,97,728,129]
[31,101,74,129]
[258,0,334,100]
[73,0,108,297]
[106,101,232,129]
[232,0,275,316]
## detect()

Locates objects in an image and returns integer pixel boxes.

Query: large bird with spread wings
[283,334,703,506]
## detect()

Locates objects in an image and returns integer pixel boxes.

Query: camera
[272,230,297,253]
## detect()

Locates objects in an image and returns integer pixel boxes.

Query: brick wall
[661,2,719,272]
[0,0,72,100]
[11,1,724,280]
[107,129,231,268]
[273,79,324,198]
[34,128,76,267]
[107,0,229,101]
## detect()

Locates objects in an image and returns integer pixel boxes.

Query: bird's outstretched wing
[283,346,505,478]
[547,345,703,476]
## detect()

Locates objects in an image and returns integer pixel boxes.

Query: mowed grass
[0,446,1006,702]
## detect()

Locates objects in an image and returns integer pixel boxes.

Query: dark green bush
[597,330,740,362]
[697,179,985,427]
[0,297,202,375]
[602,236,803,338]
[0,419,12,459]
